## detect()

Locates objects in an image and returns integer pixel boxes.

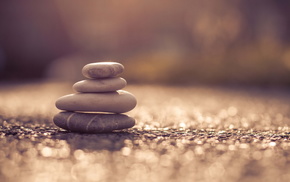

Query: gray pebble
[53,111,135,133]
[82,62,124,79]
[73,77,127,93]
[55,90,137,113]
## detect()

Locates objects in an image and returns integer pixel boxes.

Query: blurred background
[1,0,290,86]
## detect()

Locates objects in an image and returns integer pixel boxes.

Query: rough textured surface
[53,112,135,133]
[1,82,290,182]
[82,62,124,79]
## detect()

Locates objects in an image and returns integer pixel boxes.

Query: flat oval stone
[73,77,127,93]
[82,62,124,79]
[53,112,135,133]
[55,90,137,113]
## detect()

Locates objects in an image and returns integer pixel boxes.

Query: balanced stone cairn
[53,62,137,133]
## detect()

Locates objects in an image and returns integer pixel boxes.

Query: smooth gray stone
[53,112,135,133]
[82,62,124,79]
[55,90,137,113]
[73,77,127,93]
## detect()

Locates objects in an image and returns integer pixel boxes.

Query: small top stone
[82,62,124,79]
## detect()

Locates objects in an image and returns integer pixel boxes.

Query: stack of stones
[53,62,137,133]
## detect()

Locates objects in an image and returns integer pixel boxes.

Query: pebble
[82,62,124,79]
[73,77,127,93]
[55,90,137,113]
[53,112,135,133]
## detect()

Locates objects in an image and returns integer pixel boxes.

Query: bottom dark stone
[53,112,135,133]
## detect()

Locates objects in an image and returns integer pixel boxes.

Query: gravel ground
[1,82,290,182]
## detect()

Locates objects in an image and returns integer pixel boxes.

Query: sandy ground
[1,82,290,182]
